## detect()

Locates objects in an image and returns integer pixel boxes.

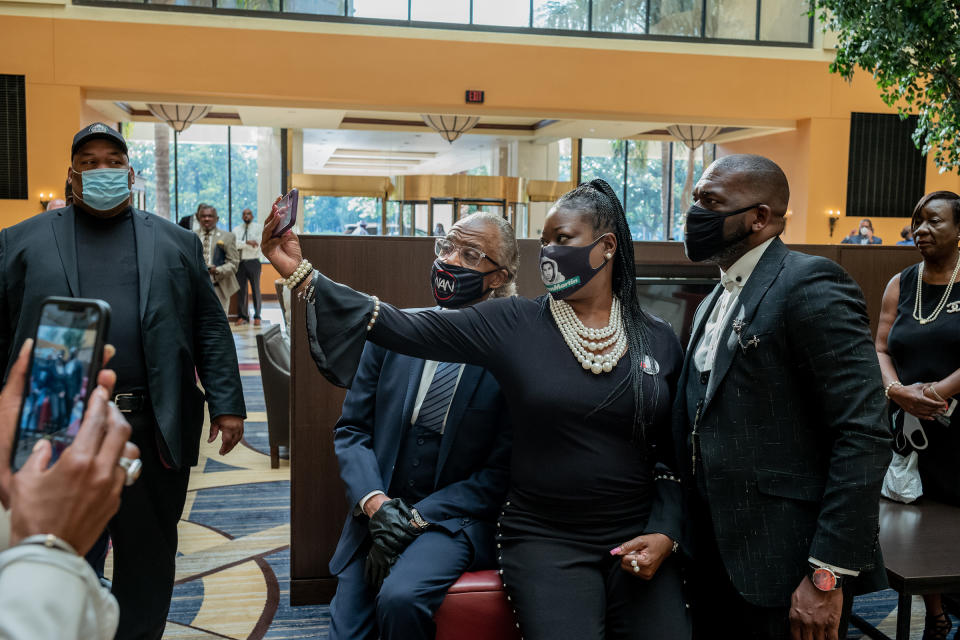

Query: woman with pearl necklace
[263,179,689,640]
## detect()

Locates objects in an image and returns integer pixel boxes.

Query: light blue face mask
[73,167,131,211]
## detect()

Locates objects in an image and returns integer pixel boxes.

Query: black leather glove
[364,498,429,590]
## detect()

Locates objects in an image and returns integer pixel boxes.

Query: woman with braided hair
[263,179,690,639]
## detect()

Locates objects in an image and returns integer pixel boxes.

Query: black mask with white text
[431,261,497,308]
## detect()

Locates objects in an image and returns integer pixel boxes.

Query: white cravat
[693,238,775,373]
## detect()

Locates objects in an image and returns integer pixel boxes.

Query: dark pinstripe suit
[673,238,891,619]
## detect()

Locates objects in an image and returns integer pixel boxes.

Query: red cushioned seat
[434,570,522,640]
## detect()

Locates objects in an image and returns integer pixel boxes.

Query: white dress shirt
[232,222,263,261]
[693,237,775,373]
[357,361,465,512]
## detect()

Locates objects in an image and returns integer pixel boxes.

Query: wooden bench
[851,498,960,640]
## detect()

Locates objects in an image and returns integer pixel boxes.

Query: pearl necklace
[913,256,960,325]
[549,296,628,374]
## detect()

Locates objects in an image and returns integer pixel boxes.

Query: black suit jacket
[329,335,511,575]
[674,237,891,606]
[0,206,246,468]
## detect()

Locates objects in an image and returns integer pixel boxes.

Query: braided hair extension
[550,179,659,443]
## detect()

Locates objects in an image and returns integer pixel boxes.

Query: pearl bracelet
[284,259,313,290]
[366,296,380,332]
[884,380,903,399]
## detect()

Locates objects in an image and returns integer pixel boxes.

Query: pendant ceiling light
[147,103,212,133]
[666,124,722,150]
[421,114,480,143]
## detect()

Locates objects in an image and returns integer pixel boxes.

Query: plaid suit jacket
[673,237,891,606]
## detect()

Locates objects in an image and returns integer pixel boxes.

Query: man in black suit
[676,154,890,639]
[0,122,246,640]
[327,212,516,640]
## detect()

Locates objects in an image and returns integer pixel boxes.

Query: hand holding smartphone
[271,188,299,238]
[12,297,111,471]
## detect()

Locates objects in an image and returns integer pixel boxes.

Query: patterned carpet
[99,303,953,639]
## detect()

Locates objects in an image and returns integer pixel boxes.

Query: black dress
[887,263,960,505]
[305,276,690,640]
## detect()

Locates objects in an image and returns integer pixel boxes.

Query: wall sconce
[826,209,841,237]
[39,192,55,211]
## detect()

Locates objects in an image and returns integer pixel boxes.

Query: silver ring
[118,457,142,486]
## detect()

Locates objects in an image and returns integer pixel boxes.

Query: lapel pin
[731,319,760,352]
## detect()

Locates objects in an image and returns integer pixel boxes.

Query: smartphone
[271,188,299,238]
[11,297,111,471]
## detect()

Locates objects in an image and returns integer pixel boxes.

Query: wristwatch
[810,564,843,591]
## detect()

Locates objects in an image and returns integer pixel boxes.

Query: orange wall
[1,14,957,241]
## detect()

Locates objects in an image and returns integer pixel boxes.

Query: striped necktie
[415,361,461,434]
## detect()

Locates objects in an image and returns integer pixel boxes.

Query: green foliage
[814,0,960,171]
[128,139,258,227]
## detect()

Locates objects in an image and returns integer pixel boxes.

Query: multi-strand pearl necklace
[913,256,960,325]
[549,296,627,374]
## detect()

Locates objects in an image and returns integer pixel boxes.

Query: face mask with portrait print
[539,235,611,300]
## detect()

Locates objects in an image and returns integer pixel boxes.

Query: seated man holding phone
[0,122,246,640]
[0,339,138,640]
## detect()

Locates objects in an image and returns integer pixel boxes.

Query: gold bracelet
[925,384,947,403]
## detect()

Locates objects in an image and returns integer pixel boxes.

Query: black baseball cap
[71,122,128,157]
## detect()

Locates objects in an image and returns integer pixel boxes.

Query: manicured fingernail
[610,547,622,555]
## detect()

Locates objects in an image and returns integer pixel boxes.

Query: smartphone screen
[272,188,299,238]
[12,299,109,470]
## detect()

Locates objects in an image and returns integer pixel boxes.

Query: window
[558,138,573,182]
[302,196,381,234]
[592,0,647,34]
[283,0,344,15]
[347,0,407,19]
[705,0,757,39]
[410,0,469,23]
[473,0,530,27]
[649,0,702,37]
[83,0,812,45]
[576,137,711,241]
[125,123,276,229]
[759,0,810,42]
[533,0,589,30]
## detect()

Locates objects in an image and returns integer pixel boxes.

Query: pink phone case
[272,188,299,237]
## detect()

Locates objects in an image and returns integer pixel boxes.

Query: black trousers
[497,501,691,640]
[690,500,853,640]
[236,259,262,320]
[109,411,191,640]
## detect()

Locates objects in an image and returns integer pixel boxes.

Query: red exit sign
[465,90,485,104]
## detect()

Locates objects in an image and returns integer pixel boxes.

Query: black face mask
[683,203,760,263]
[431,261,497,308]
[539,235,611,300]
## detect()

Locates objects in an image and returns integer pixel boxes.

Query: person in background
[875,190,960,640]
[677,154,890,639]
[351,221,369,235]
[433,223,445,236]
[232,208,263,326]
[178,202,206,231]
[195,206,240,315]
[327,212,514,640]
[841,218,883,244]
[264,178,690,640]
[0,123,246,640]
[897,226,915,246]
